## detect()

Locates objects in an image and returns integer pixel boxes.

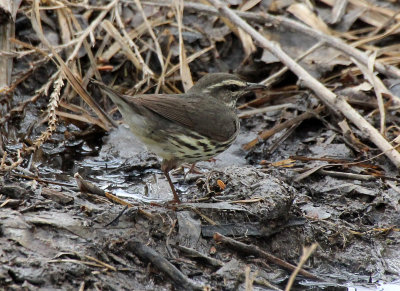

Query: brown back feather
[129,94,238,142]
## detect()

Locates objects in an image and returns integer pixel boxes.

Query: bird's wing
[132,94,238,142]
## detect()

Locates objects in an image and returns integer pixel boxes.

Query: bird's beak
[245,82,267,91]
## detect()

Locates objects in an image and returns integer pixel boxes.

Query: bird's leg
[161,160,181,203]
[163,170,181,203]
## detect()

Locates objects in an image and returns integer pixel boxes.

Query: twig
[0,0,22,88]
[0,150,22,172]
[243,106,324,150]
[114,6,154,77]
[172,245,224,267]
[84,255,117,272]
[24,75,63,154]
[100,17,170,62]
[317,169,377,181]
[267,124,299,154]
[352,53,389,134]
[165,45,214,78]
[285,243,319,291]
[66,0,119,64]
[47,259,105,269]
[245,265,257,291]
[101,20,142,70]
[174,0,193,91]
[104,205,129,227]
[124,239,204,290]
[133,0,165,91]
[74,173,154,220]
[261,41,324,87]
[329,0,348,24]
[213,232,322,281]
[238,103,295,119]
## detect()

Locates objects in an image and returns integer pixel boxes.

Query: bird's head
[188,73,266,109]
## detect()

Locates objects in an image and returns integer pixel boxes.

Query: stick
[124,239,203,290]
[214,233,322,281]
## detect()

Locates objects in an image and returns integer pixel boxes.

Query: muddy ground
[1,1,400,290]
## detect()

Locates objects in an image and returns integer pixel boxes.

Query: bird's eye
[226,84,242,91]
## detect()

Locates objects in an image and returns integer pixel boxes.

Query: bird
[91,73,266,203]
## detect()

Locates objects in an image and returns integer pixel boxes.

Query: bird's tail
[89,78,131,109]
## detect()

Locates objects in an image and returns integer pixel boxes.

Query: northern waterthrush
[91,73,265,203]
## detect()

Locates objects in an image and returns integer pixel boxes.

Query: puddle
[75,125,257,203]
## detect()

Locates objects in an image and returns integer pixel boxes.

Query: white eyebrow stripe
[206,79,247,90]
